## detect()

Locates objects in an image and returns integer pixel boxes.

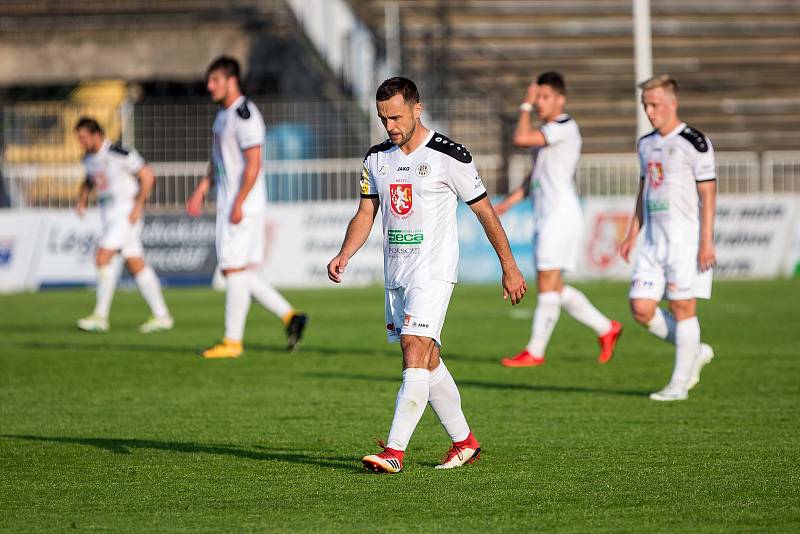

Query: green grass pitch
[1,280,799,532]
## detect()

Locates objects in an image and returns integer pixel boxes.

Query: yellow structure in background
[4,80,129,206]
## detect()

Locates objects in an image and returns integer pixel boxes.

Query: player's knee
[630,300,655,325]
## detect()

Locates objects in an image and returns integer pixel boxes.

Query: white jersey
[82,139,145,219]
[212,95,267,217]
[361,130,487,289]
[530,113,582,224]
[638,122,716,244]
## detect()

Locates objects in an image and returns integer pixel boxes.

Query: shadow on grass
[304,372,650,398]
[2,435,363,472]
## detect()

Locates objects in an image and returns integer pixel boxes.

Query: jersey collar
[659,122,686,140]
[226,95,246,111]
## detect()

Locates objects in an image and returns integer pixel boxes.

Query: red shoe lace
[442,444,464,464]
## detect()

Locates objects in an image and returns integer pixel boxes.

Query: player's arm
[697,180,717,271]
[512,82,547,148]
[327,197,379,283]
[619,180,645,262]
[493,172,532,216]
[230,146,261,224]
[469,195,527,305]
[186,163,212,217]
[76,176,92,217]
[129,164,155,224]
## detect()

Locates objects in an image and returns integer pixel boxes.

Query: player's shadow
[2,434,363,472]
[305,372,650,398]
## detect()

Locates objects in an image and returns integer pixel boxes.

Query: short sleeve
[693,137,716,182]
[540,121,569,146]
[125,148,146,175]
[360,160,378,198]
[449,158,487,205]
[236,109,265,150]
[637,142,647,180]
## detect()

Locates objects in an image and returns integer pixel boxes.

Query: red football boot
[597,320,623,364]
[501,349,545,367]
[362,441,404,473]
[435,432,481,469]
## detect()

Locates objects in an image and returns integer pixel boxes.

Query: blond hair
[638,74,678,94]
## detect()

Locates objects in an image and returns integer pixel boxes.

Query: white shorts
[216,213,264,270]
[385,280,455,346]
[99,216,144,258]
[630,241,713,301]
[533,216,581,272]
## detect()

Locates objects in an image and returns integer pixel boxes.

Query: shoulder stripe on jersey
[109,142,130,156]
[637,129,658,146]
[364,139,393,161]
[679,125,709,153]
[236,100,251,120]
[426,133,473,163]
[465,191,487,205]
[555,115,572,124]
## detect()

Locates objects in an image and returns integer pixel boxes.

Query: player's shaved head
[376,77,420,105]
[75,117,104,135]
[537,71,566,95]
[206,56,241,82]
[639,74,678,97]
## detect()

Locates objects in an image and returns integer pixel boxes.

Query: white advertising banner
[0,210,46,293]
[258,201,384,288]
[34,210,101,287]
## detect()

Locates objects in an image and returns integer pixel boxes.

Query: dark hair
[376,77,420,104]
[206,55,241,81]
[74,116,104,135]
[537,71,566,95]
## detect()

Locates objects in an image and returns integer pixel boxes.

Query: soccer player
[619,75,716,401]
[186,56,307,358]
[74,117,173,333]
[495,72,622,368]
[327,77,527,473]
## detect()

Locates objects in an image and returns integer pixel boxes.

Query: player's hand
[186,191,204,217]
[619,234,635,263]
[75,203,86,218]
[698,241,716,272]
[229,204,243,225]
[523,82,539,105]
[493,202,509,216]
[502,265,527,305]
[327,253,349,283]
[128,205,142,224]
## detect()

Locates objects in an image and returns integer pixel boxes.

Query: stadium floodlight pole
[633,0,653,137]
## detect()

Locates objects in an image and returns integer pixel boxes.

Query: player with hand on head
[495,71,622,368]
[620,75,717,401]
[74,117,173,333]
[186,56,307,358]
[328,77,527,473]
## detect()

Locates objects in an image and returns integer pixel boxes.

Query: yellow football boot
[201,338,243,359]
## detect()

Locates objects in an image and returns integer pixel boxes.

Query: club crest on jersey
[390,184,413,217]
[647,161,665,188]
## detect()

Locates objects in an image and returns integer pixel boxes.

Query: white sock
[134,265,170,319]
[526,291,561,357]
[647,308,676,344]
[560,285,612,335]
[248,272,293,320]
[224,271,251,342]
[386,368,431,451]
[671,317,701,386]
[428,360,470,443]
[92,260,122,318]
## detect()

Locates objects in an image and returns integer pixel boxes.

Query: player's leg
[560,285,622,363]
[629,243,674,342]
[123,222,173,333]
[78,247,120,332]
[649,298,697,401]
[502,268,561,366]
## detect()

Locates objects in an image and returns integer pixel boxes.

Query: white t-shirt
[530,113,582,224]
[361,130,487,288]
[212,95,267,217]
[82,139,145,219]
[638,122,716,244]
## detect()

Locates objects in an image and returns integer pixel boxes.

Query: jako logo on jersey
[388,230,423,245]
[390,184,413,216]
[647,161,665,187]
[397,166,410,171]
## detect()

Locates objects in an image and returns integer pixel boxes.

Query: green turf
[1,280,799,532]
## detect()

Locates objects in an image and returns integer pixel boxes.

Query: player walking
[327,77,527,473]
[620,75,716,401]
[495,72,622,367]
[74,117,173,333]
[186,56,307,357]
